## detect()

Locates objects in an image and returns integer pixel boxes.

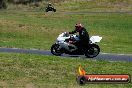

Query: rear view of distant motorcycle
[45,3,56,12]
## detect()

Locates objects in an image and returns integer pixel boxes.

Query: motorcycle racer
[46,3,56,12]
[69,23,90,50]
[47,3,53,8]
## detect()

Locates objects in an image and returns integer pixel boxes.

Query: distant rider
[47,3,53,8]
[69,23,90,50]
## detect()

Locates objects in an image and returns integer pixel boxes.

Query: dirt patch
[25,83,36,88]
[0,81,8,88]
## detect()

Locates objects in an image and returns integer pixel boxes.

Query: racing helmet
[75,23,83,32]
[48,3,51,5]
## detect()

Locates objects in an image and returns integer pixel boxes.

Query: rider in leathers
[69,23,90,50]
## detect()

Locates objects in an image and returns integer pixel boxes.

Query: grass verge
[0,10,132,54]
[56,0,132,12]
[0,53,132,88]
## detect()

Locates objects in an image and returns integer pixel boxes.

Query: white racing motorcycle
[51,32,102,58]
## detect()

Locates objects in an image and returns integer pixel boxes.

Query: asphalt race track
[0,48,131,62]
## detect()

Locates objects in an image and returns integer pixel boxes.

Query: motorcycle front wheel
[85,44,100,58]
[51,44,62,56]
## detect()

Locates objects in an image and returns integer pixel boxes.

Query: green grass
[0,10,132,54]
[0,53,132,88]
[0,1,131,88]
[0,0,132,54]
[56,0,132,12]
[6,0,132,12]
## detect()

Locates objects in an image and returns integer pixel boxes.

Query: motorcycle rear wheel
[85,44,100,58]
[53,9,56,12]
[51,44,62,56]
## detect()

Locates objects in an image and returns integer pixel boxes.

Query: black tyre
[51,44,62,56]
[53,9,56,12]
[85,44,100,58]
[77,76,86,85]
